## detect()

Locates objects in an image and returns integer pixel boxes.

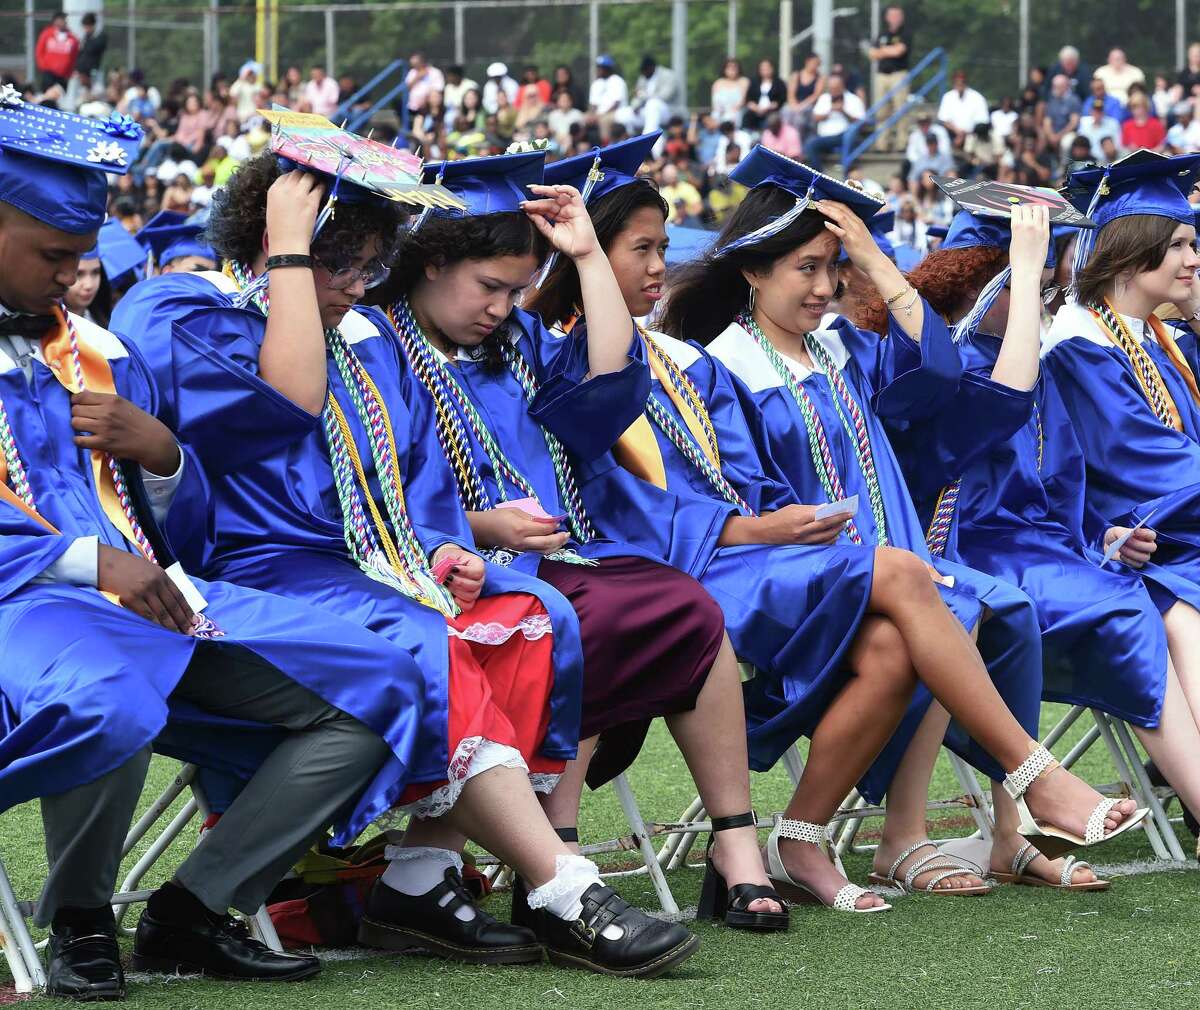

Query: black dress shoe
[131,909,320,981]
[541,884,698,979]
[358,868,541,965]
[46,926,125,1001]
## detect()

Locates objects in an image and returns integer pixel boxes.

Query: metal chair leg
[0,855,44,992]
[611,773,679,915]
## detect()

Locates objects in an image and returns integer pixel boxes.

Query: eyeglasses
[315,257,391,291]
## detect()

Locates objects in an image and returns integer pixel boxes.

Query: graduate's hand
[761,504,846,546]
[471,507,570,555]
[1105,525,1158,568]
[431,544,485,610]
[70,391,181,476]
[522,185,598,261]
[1008,203,1051,280]
[266,170,323,256]
[97,545,195,633]
[814,199,887,275]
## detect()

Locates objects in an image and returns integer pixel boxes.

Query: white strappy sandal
[1004,745,1149,859]
[765,817,891,913]
[867,840,992,896]
[991,840,1111,892]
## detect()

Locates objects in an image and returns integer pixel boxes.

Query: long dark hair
[368,210,551,370]
[527,180,668,327]
[660,186,835,344]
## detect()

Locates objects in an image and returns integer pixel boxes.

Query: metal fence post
[672,0,687,106]
[1018,0,1028,87]
[1179,0,1187,71]
[779,1,792,81]
[454,2,464,66]
[211,0,221,80]
[325,7,336,76]
[25,0,35,83]
[127,0,135,70]
[589,1,599,78]
[726,0,737,59]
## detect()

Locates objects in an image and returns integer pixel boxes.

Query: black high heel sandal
[697,812,789,932]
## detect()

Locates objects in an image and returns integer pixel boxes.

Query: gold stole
[611,330,719,490]
[0,308,145,601]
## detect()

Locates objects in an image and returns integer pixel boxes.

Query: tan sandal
[991,841,1111,892]
[867,840,992,896]
[1004,745,1149,859]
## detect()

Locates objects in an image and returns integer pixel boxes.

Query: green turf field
[2,705,1196,1009]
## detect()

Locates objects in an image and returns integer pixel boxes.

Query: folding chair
[1041,705,1187,863]
[1,704,287,994]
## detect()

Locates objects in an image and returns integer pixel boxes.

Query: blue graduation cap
[543,132,661,204]
[138,219,216,268]
[926,224,949,242]
[1066,150,1200,284]
[718,146,884,257]
[420,149,547,217]
[88,218,147,283]
[0,93,143,235]
[665,224,717,267]
[840,208,895,263]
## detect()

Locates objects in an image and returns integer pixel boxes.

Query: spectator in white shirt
[442,65,479,126]
[907,133,953,185]
[989,96,1018,154]
[617,55,678,137]
[1167,101,1200,154]
[805,73,865,170]
[937,69,990,149]
[587,54,629,143]
[302,65,340,118]
[904,109,951,165]
[1093,47,1144,106]
[548,88,585,150]
[482,62,519,114]
[713,120,753,174]
[405,51,445,115]
[1076,96,1122,160]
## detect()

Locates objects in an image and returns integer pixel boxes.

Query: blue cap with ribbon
[717,146,884,258]
[543,132,662,204]
[419,148,548,217]
[840,208,895,263]
[1065,150,1200,288]
[0,89,143,235]
[137,219,216,268]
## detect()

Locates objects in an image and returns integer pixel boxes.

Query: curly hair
[854,246,1009,330]
[206,152,407,269]
[525,180,668,327]
[367,210,550,370]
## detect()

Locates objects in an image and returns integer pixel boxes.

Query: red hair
[853,246,1009,331]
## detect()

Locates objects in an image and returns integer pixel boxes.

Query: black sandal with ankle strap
[697,811,789,931]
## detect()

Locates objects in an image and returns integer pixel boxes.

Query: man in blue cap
[0,93,423,1001]
[587,55,628,144]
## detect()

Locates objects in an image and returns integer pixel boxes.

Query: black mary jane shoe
[510,825,578,940]
[358,868,542,965]
[541,884,698,979]
[131,908,320,981]
[697,811,789,932]
[46,923,126,1001]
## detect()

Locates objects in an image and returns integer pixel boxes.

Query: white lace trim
[447,613,554,645]
[398,737,529,820]
[530,772,562,794]
[525,854,602,911]
[381,845,464,870]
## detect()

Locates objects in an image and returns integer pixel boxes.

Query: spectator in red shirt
[1121,93,1166,151]
[35,11,79,90]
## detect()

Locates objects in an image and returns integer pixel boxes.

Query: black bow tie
[0,314,55,339]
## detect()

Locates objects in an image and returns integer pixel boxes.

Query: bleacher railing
[840,46,948,172]
[334,59,410,136]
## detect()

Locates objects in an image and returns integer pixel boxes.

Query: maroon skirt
[536,555,725,787]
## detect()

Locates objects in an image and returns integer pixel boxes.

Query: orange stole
[1149,313,1200,413]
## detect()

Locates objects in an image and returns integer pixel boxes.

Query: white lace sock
[526,854,623,939]
[381,846,475,922]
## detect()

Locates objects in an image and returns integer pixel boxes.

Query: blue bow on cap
[716,146,884,257]
[0,97,143,235]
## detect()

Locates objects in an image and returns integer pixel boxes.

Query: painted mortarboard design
[718,146,884,257]
[261,107,463,210]
[933,175,1095,227]
[0,91,143,234]
[543,132,661,204]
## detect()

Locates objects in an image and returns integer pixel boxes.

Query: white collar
[707,318,850,392]
[1043,300,1149,356]
[643,328,702,370]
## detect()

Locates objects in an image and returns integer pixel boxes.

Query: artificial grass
[2,704,1196,1009]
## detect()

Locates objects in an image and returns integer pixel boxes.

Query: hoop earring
[748,285,757,311]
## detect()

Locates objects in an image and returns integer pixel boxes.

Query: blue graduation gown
[0,314,427,843]
[1044,302,1200,581]
[386,306,663,572]
[155,301,584,788]
[889,326,1200,727]
[706,313,1044,785]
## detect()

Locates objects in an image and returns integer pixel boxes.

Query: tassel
[712,185,815,258]
[410,163,448,234]
[534,150,603,290]
[1069,168,1110,301]
[952,265,1010,344]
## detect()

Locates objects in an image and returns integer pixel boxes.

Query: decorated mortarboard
[933,175,1095,228]
[543,131,661,204]
[0,87,143,235]
[261,107,463,211]
[718,146,884,257]
[1064,150,1200,289]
